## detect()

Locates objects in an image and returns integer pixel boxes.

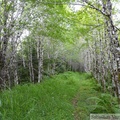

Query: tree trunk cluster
[84,0,120,102]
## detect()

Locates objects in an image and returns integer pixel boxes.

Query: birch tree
[0,0,26,88]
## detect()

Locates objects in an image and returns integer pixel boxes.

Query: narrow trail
[72,93,80,120]
[71,75,99,120]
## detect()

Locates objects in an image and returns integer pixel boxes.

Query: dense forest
[0,0,120,119]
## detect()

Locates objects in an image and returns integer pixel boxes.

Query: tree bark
[37,37,43,83]
[102,0,120,102]
[28,42,34,83]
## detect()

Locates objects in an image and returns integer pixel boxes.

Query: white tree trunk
[37,37,43,83]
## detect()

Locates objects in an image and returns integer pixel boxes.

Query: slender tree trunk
[100,38,106,91]
[28,43,34,83]
[14,61,18,85]
[37,37,43,83]
[21,44,26,68]
[6,68,11,88]
[47,53,50,72]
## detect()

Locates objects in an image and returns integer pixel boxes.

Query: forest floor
[0,72,119,120]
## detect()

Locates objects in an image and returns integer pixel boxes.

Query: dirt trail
[72,93,80,120]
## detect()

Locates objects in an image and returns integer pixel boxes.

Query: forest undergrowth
[0,72,119,120]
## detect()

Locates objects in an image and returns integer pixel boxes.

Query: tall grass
[0,72,80,120]
[0,71,119,120]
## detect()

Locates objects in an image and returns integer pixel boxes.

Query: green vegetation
[0,1,120,119]
[0,72,119,120]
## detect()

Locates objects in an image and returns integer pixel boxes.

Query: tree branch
[85,1,107,16]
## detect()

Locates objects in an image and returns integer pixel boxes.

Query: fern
[86,93,119,113]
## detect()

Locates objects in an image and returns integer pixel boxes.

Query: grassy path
[0,72,119,120]
[71,73,99,120]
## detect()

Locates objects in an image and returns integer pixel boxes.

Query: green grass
[0,72,119,120]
